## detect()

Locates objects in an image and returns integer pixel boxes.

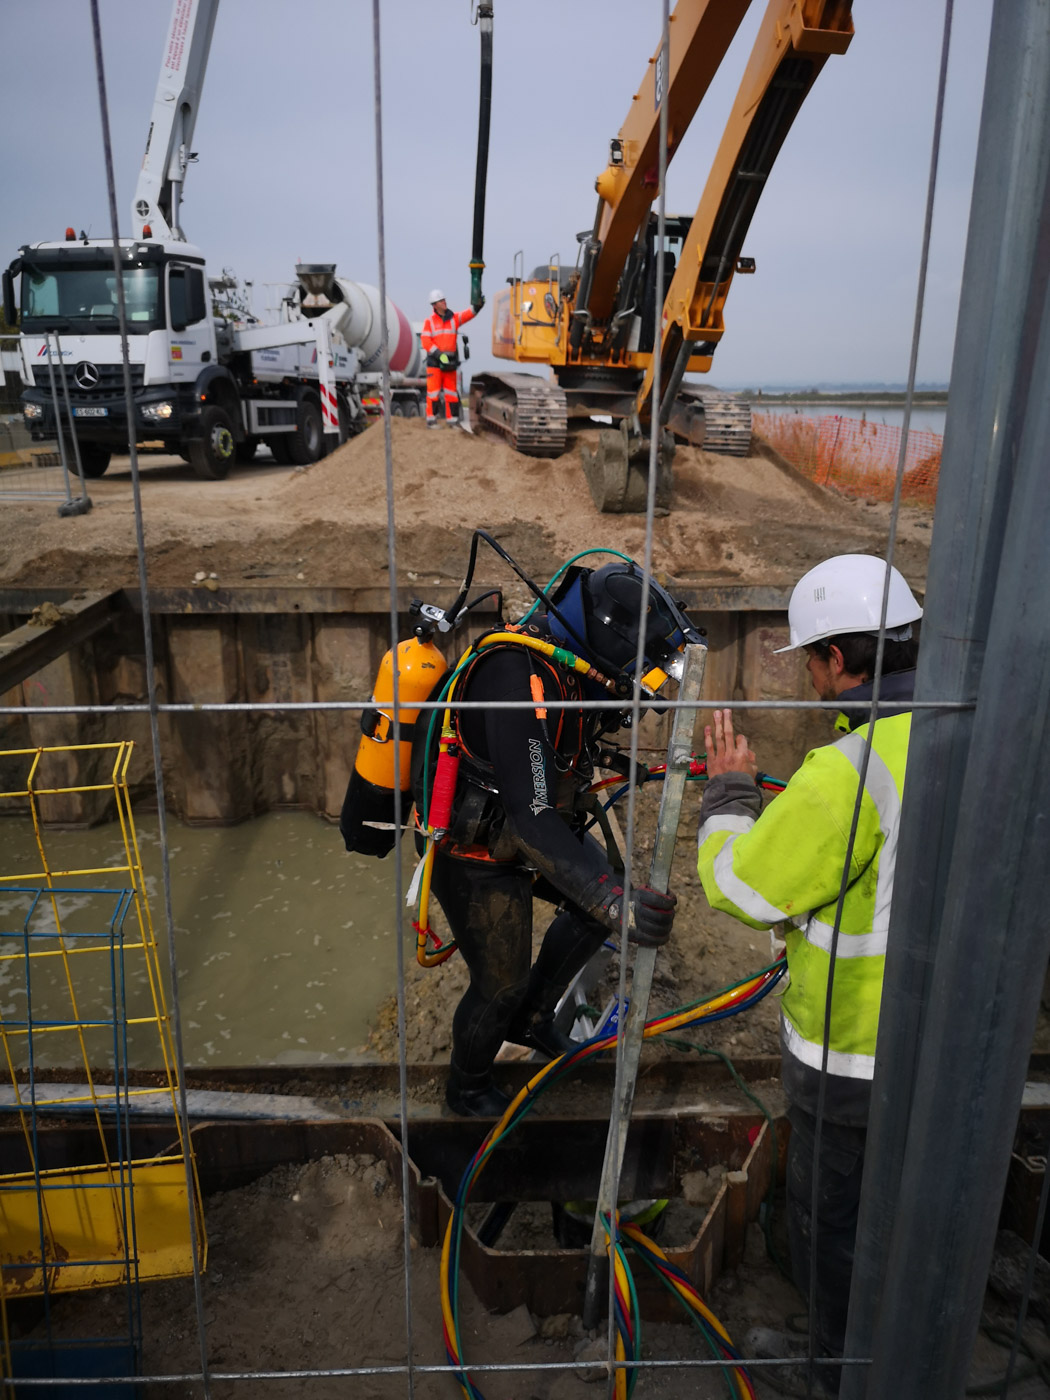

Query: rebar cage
[0,742,204,1387]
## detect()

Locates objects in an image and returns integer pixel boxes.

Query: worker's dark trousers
[430,852,607,1084]
[785,1104,867,1392]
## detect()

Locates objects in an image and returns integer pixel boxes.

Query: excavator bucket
[580,421,674,515]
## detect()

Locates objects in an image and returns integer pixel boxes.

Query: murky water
[0,811,411,1068]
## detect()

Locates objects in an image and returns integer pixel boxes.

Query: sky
[1,0,993,387]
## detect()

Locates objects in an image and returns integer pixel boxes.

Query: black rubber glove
[592,875,676,947]
[630,885,677,947]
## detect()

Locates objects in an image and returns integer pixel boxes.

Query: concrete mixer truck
[0,0,423,481]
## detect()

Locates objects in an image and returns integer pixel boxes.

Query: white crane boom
[131,0,221,241]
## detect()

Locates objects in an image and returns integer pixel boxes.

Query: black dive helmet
[547,561,704,684]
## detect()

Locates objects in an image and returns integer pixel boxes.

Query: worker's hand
[704,709,757,782]
[476,296,486,310]
[629,885,677,947]
[439,352,451,366]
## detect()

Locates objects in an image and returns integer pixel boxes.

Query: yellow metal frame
[0,743,205,1368]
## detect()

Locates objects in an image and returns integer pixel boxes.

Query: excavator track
[668,385,753,456]
[468,372,568,457]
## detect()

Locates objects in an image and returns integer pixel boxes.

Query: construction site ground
[0,418,934,594]
[2,417,948,1082]
[14,422,1045,1394]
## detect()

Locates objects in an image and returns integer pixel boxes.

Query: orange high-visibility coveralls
[421,304,476,420]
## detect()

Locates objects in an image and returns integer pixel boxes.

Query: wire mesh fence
[3,0,1050,1395]
[0,417,68,505]
[753,411,943,506]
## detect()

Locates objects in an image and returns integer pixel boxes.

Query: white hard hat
[428,288,445,304]
[775,554,923,653]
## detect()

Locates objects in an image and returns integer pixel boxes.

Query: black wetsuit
[423,629,628,1085]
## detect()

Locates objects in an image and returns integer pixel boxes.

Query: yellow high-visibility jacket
[697,704,912,1104]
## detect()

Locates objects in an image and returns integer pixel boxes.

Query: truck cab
[4,235,218,476]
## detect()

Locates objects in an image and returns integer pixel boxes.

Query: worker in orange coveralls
[421,290,480,426]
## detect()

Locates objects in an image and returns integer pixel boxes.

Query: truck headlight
[141,401,174,421]
[23,403,43,420]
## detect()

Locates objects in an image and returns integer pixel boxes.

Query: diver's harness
[410,621,627,967]
[341,528,689,968]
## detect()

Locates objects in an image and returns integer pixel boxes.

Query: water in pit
[0,810,414,1068]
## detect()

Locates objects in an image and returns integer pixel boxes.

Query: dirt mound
[0,418,932,593]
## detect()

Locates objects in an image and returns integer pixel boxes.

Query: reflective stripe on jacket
[696,712,912,1083]
[421,306,476,355]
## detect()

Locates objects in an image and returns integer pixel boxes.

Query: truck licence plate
[73,407,108,418]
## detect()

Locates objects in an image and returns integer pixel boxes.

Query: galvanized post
[581,641,707,1330]
[43,333,74,507]
[52,333,92,513]
[843,2,1050,1391]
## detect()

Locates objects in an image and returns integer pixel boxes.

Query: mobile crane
[469,0,854,511]
[2,0,422,481]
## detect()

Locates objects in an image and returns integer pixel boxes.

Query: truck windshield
[20,264,162,333]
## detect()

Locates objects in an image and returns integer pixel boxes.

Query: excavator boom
[586,0,752,325]
[639,0,854,425]
[471,0,853,511]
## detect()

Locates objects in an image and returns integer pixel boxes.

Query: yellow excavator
[468,0,854,512]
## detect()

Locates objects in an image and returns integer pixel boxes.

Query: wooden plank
[0,589,122,691]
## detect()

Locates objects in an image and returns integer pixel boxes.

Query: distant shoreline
[744,391,949,407]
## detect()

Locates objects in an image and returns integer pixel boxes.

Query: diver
[416,556,701,1117]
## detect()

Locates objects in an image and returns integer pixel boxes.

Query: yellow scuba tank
[340,636,447,857]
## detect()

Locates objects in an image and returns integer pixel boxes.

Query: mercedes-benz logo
[73,361,100,389]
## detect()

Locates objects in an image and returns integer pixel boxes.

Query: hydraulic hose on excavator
[469,4,494,312]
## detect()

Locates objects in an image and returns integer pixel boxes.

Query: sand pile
[0,418,932,593]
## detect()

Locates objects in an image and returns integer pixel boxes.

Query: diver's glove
[629,885,677,947]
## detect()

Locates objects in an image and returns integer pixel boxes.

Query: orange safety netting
[752,411,942,506]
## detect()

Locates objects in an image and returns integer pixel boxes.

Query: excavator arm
[585,0,752,327]
[472,0,853,510]
[637,0,854,425]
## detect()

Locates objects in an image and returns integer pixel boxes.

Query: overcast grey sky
[2,0,992,386]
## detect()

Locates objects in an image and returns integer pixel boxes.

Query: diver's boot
[445,1062,512,1118]
[510,1014,580,1060]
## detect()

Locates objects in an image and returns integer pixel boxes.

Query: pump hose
[470,4,494,311]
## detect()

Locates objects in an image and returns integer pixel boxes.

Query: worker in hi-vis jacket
[695,554,923,1397]
[421,290,479,426]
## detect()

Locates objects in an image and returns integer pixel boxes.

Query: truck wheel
[289,399,323,465]
[77,444,111,478]
[236,436,259,464]
[337,396,351,445]
[188,404,237,480]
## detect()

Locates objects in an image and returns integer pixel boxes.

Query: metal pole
[581,640,707,1330]
[52,332,92,515]
[843,3,1050,1389]
[42,333,73,506]
[864,223,1050,1400]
